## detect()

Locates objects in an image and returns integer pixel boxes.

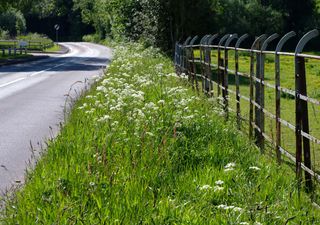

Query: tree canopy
[0,0,318,50]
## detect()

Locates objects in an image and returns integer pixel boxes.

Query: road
[0,42,112,192]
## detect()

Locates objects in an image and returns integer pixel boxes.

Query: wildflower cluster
[77,43,204,152]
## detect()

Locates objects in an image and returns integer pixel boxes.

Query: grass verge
[1,43,320,224]
[44,44,61,53]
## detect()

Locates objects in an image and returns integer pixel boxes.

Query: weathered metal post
[275,31,296,163]
[235,34,249,129]
[200,35,210,93]
[174,42,179,68]
[202,35,212,94]
[175,42,183,75]
[223,34,238,120]
[249,34,267,138]
[217,34,230,100]
[189,36,199,92]
[206,34,218,96]
[257,33,279,152]
[294,29,318,191]
[182,36,192,75]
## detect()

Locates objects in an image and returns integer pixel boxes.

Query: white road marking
[30,62,67,77]
[0,78,26,88]
[0,62,68,88]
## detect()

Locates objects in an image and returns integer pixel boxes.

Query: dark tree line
[0,0,318,50]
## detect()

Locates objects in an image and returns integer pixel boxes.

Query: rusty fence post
[295,29,318,191]
[275,31,296,163]
[235,34,249,129]
[206,34,218,96]
[249,34,267,138]
[257,33,279,152]
[223,34,238,120]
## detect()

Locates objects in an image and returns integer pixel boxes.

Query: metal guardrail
[175,30,320,192]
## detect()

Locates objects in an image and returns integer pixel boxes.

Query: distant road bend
[0,42,112,192]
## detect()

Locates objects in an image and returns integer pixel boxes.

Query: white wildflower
[225,162,236,169]
[183,115,195,120]
[146,132,154,137]
[158,100,165,105]
[224,162,236,172]
[217,204,230,210]
[217,204,242,212]
[89,182,95,187]
[97,115,111,123]
[249,166,261,171]
[85,109,95,114]
[214,186,224,192]
[215,180,224,186]
[199,185,212,191]
[233,207,243,212]
[96,86,107,93]
[239,222,249,225]
[111,121,119,127]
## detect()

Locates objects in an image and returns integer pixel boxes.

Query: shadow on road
[0,56,111,73]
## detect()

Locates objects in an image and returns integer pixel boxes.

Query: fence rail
[0,40,54,51]
[175,29,320,191]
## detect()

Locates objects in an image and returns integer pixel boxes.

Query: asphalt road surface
[0,42,112,192]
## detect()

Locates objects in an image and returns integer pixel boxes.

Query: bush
[82,34,101,43]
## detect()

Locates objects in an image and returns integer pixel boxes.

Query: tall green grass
[1,43,320,224]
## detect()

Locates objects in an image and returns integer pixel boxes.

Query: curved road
[0,42,112,192]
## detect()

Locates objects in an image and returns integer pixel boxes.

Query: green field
[44,44,61,52]
[1,42,320,224]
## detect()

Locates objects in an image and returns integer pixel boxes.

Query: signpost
[54,24,60,42]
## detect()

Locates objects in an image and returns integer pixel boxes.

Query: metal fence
[175,29,320,191]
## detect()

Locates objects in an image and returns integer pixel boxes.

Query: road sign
[54,24,60,42]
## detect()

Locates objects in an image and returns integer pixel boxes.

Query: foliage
[0,8,26,36]
[0,29,10,40]
[74,0,318,51]
[0,0,319,48]
[82,33,101,43]
[1,42,320,224]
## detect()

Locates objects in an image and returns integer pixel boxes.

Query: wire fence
[174,29,320,192]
